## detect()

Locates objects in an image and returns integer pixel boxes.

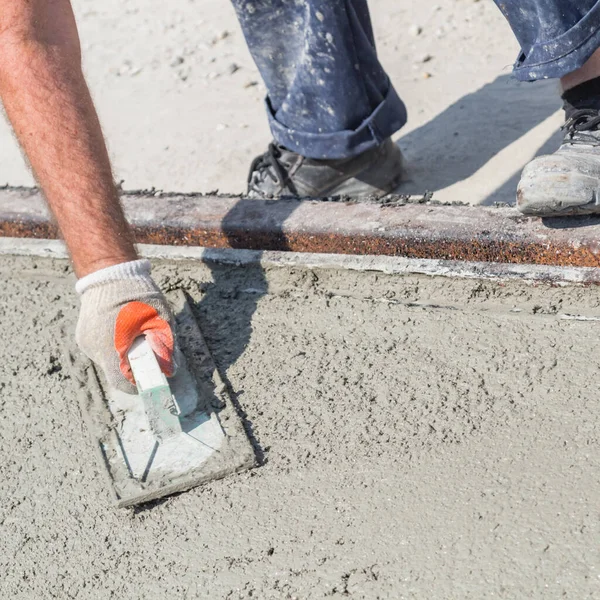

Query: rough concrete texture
[0,0,562,205]
[1,254,600,599]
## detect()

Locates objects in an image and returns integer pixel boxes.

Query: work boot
[517,109,600,216]
[246,138,404,199]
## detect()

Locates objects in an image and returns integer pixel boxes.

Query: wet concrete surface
[1,255,599,599]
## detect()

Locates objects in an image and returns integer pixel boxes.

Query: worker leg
[230,0,406,161]
[492,0,600,216]
[492,0,600,82]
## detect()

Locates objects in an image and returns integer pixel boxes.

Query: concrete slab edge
[4,187,600,267]
[1,237,599,285]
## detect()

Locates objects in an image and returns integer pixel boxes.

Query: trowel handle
[127,336,169,393]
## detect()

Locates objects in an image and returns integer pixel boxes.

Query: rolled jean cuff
[266,84,408,160]
[513,1,600,81]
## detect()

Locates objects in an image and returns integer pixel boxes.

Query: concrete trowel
[127,336,183,443]
[77,290,255,507]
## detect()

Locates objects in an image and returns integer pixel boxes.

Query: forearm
[0,0,136,277]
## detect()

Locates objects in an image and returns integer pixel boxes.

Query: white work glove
[75,259,176,394]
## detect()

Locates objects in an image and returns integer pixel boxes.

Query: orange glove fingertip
[114,301,175,383]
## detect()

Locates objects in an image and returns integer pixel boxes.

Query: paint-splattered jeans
[230,0,600,160]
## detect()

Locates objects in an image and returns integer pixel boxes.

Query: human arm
[0,0,175,391]
[0,0,135,276]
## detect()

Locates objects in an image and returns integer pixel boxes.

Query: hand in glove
[75,259,176,394]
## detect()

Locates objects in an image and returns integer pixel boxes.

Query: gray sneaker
[517,109,600,216]
[246,138,404,199]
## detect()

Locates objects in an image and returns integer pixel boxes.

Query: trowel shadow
[140,441,159,483]
[396,74,561,197]
[192,198,300,466]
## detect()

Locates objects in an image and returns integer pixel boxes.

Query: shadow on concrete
[541,214,600,229]
[479,126,563,206]
[395,74,561,201]
[190,199,299,466]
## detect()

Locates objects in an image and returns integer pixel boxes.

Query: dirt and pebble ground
[1,255,599,598]
[0,0,562,205]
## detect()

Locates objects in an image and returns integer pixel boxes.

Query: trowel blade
[138,384,182,442]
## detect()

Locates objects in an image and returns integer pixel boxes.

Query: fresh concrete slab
[1,254,599,598]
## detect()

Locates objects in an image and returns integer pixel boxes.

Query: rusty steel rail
[2,187,600,267]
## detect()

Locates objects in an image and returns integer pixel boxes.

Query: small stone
[243,80,258,88]
[409,24,422,36]
[117,60,133,76]
[420,54,433,63]
[212,29,230,44]
[227,63,240,75]
[170,56,185,67]
[177,68,190,82]
[422,72,432,79]
[216,123,228,131]
[208,71,219,79]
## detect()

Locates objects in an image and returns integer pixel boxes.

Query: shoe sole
[247,141,405,200]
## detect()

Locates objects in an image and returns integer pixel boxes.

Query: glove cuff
[76,259,152,295]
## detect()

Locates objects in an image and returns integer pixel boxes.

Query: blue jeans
[230,0,600,159]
